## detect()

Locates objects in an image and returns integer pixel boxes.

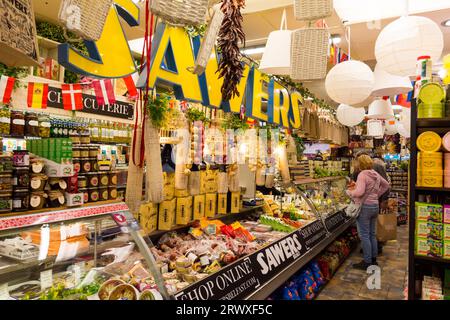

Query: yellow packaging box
[176,196,193,225]
[230,192,241,214]
[203,170,218,193]
[205,193,217,218]
[163,173,175,200]
[217,193,227,215]
[141,212,158,235]
[158,198,176,231]
[175,189,190,198]
[193,195,206,220]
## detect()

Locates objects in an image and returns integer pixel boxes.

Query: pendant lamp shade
[336,104,366,127]
[259,30,292,75]
[367,120,384,138]
[325,61,375,105]
[367,99,394,120]
[396,121,411,138]
[371,65,413,97]
[375,16,444,77]
[385,119,398,135]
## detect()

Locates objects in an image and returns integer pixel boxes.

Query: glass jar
[88,188,99,203]
[72,147,81,158]
[29,192,47,210]
[89,146,99,158]
[0,156,13,173]
[13,150,30,167]
[109,187,117,200]
[13,167,30,188]
[30,159,45,174]
[91,158,99,172]
[72,158,81,173]
[0,191,12,213]
[80,147,89,158]
[109,171,118,186]
[48,190,65,208]
[48,178,67,191]
[99,172,109,187]
[38,114,51,138]
[0,107,11,135]
[79,188,89,204]
[30,174,48,192]
[78,176,87,188]
[0,174,12,191]
[99,187,109,201]
[25,113,39,137]
[12,189,30,212]
[10,111,25,137]
[87,173,99,188]
[81,158,92,173]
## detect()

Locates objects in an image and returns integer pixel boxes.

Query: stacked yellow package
[417,131,443,187]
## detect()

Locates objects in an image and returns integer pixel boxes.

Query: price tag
[40,270,53,290]
[0,283,9,300]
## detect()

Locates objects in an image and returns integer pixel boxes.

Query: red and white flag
[93,79,116,106]
[62,84,83,111]
[0,75,15,104]
[123,75,138,99]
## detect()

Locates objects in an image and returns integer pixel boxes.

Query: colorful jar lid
[418,83,446,104]
[443,132,450,152]
[417,131,442,152]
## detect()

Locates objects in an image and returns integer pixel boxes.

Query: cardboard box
[193,195,205,220]
[158,199,176,231]
[428,222,444,240]
[141,211,158,235]
[229,191,241,214]
[163,173,175,200]
[416,221,431,238]
[175,189,190,198]
[65,193,83,207]
[444,241,450,260]
[415,237,430,256]
[217,193,227,215]
[445,205,450,224]
[176,196,192,225]
[416,202,443,222]
[444,224,450,241]
[205,193,217,218]
[203,170,218,193]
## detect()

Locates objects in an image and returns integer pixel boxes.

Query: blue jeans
[357,204,379,264]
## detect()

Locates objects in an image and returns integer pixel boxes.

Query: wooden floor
[316,224,408,300]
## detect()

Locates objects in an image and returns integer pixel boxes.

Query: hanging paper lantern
[367,119,384,138]
[396,121,410,138]
[371,65,413,97]
[367,99,394,120]
[325,61,375,105]
[375,16,444,77]
[399,106,411,133]
[384,119,398,135]
[336,104,366,127]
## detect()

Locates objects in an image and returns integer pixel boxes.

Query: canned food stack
[417,131,443,188]
[417,83,446,119]
[444,132,450,188]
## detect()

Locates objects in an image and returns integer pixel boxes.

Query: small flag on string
[123,75,138,99]
[93,79,116,106]
[0,75,15,104]
[340,53,349,62]
[62,84,83,111]
[27,82,49,109]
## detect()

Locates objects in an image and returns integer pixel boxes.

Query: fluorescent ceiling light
[334,0,450,24]
[241,46,265,55]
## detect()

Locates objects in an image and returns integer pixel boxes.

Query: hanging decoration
[27,83,49,109]
[217,0,246,101]
[396,121,410,138]
[294,0,333,21]
[61,84,84,111]
[367,99,395,120]
[371,65,413,97]
[336,104,366,127]
[375,16,444,77]
[385,119,398,136]
[150,0,209,27]
[123,75,139,99]
[93,79,116,107]
[0,75,16,104]
[259,9,292,76]
[367,119,384,138]
[398,106,411,133]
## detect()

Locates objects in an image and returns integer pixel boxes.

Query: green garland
[145,93,171,128]
[291,133,305,156]
[184,25,208,38]
[0,63,28,89]
[222,113,249,131]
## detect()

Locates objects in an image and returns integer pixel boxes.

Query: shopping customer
[346,155,390,270]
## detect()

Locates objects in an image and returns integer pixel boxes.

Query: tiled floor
[316,224,409,300]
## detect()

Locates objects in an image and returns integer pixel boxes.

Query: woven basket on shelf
[294,0,333,21]
[290,28,330,81]
[150,0,209,27]
[58,0,112,41]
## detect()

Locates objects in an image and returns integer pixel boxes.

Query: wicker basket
[151,0,209,27]
[294,0,333,21]
[290,28,330,81]
[58,0,112,41]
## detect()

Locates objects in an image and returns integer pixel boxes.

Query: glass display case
[0,203,168,300]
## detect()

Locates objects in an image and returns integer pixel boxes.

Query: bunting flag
[123,75,138,98]
[62,84,83,111]
[395,93,412,108]
[340,53,349,62]
[329,45,335,64]
[0,75,15,104]
[27,82,49,109]
[93,79,116,106]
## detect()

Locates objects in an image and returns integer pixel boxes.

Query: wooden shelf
[417,118,450,128]
[415,186,450,193]
[414,255,450,265]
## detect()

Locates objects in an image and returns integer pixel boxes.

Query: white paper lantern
[367,120,384,138]
[375,16,444,77]
[259,30,292,75]
[325,61,375,105]
[336,104,366,127]
[371,65,413,97]
[367,99,395,120]
[384,119,398,135]
[396,121,410,138]
[399,107,411,133]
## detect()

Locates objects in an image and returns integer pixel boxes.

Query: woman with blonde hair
[347,154,390,270]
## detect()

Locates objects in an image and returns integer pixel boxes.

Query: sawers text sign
[47,87,134,120]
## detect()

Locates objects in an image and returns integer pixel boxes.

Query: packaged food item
[29,192,47,210]
[78,176,87,188]
[443,241,450,259]
[81,158,92,173]
[99,172,109,187]
[12,189,30,212]
[48,178,67,191]
[109,171,118,185]
[38,114,51,138]
[79,188,89,203]
[10,110,25,137]
[416,202,443,222]
[87,173,99,187]
[444,205,450,224]
[0,174,12,191]
[80,147,89,158]
[0,192,12,213]
[89,146,99,158]
[72,158,81,173]
[13,167,30,188]
[48,190,65,208]
[109,187,117,200]
[99,187,109,201]
[91,158,99,172]
[0,156,13,173]
[72,147,81,158]
[0,107,11,135]
[417,131,442,152]
[88,188,99,202]
[30,159,45,174]
[443,224,450,241]
[25,113,39,137]
[428,222,444,240]
[30,174,48,192]
[13,150,30,167]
